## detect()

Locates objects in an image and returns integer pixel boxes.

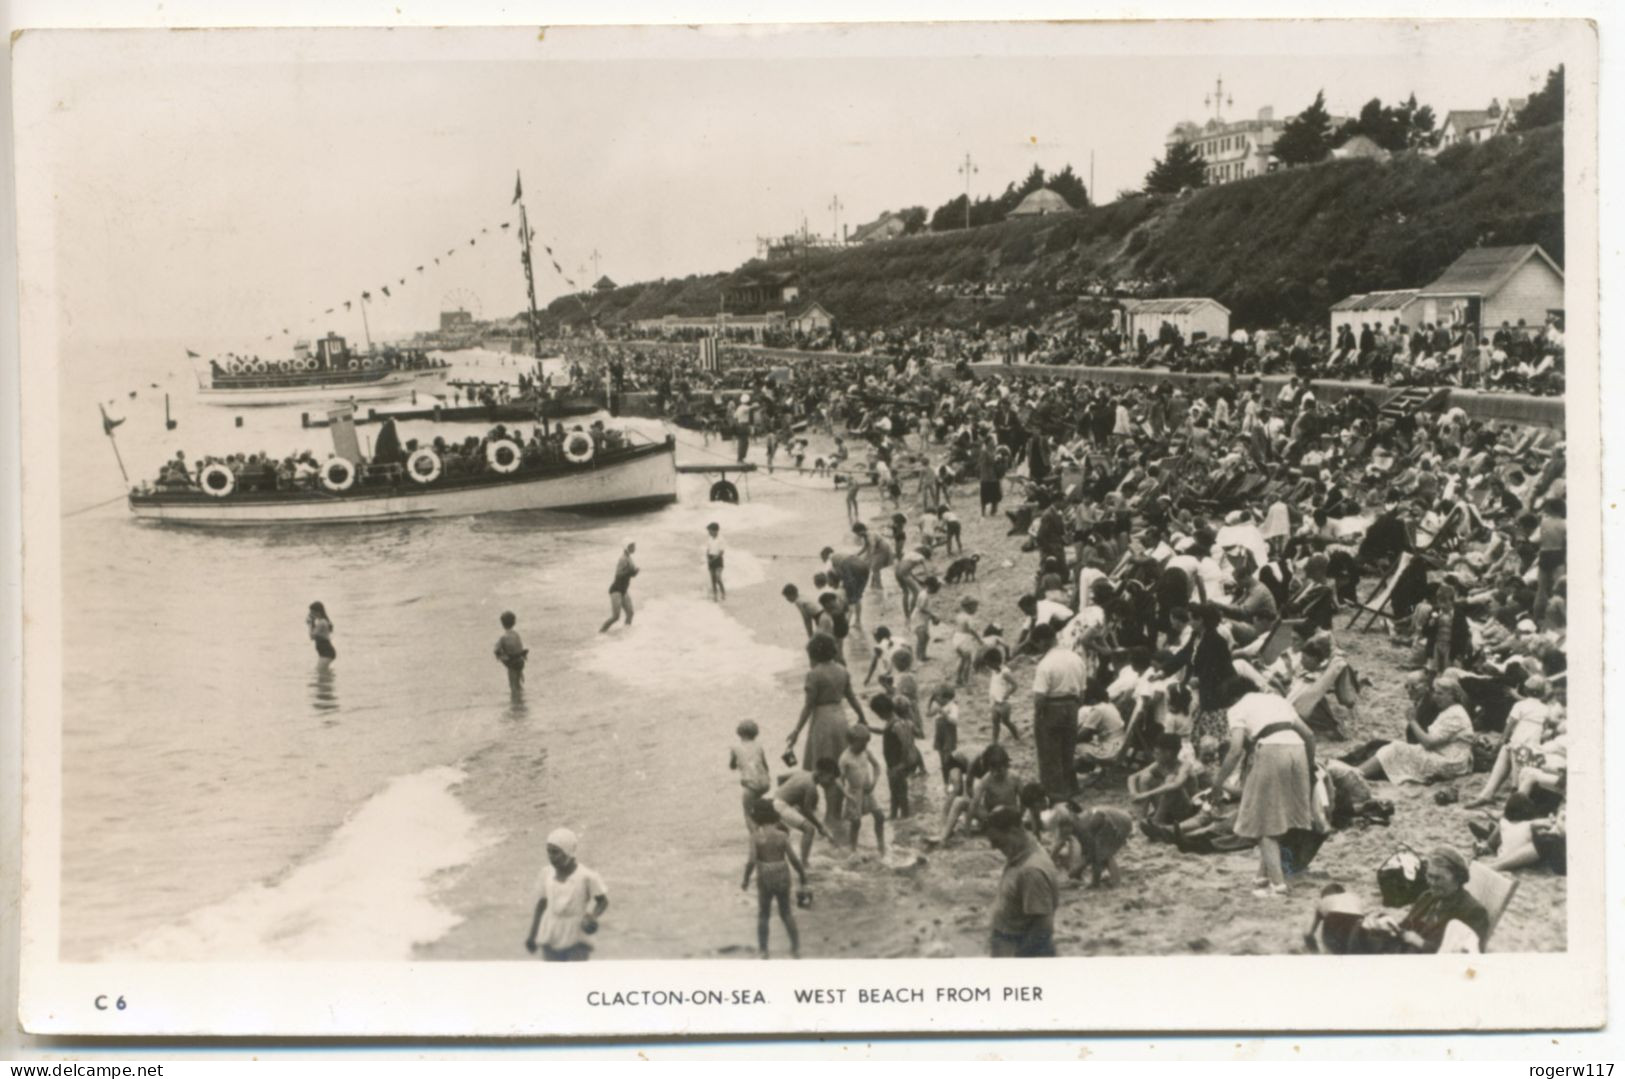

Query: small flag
[399,278,405,285]
[544,245,553,256]
[99,404,125,436]
[382,286,391,298]
[500,222,510,230]
[344,301,352,311]
[512,171,522,204]
[447,249,454,256]
[434,258,440,265]
[416,265,424,272]
[185,349,200,358]
[325,308,334,314]
[362,291,372,301]
[469,238,476,246]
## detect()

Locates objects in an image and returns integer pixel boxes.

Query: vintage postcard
[10,18,1603,1037]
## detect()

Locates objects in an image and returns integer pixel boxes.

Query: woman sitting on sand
[1353,673,1476,787]
[1306,847,1490,954]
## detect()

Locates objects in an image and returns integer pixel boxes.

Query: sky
[12,20,1580,346]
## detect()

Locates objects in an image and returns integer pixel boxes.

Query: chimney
[1257,106,1274,122]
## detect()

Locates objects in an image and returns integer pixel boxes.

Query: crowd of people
[142,417,634,495]
[566,304,1566,397]
[563,334,1568,960]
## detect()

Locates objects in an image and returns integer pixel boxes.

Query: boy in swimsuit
[742,801,806,959]
[729,719,772,831]
[493,610,528,694]
[838,726,888,857]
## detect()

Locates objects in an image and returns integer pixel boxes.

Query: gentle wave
[114,765,492,961]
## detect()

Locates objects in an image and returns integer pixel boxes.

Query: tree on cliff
[1143,141,1207,194]
[1273,90,1337,166]
[1513,65,1564,131]
[1047,164,1090,208]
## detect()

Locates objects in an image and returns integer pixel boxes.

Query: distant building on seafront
[1119,297,1230,343]
[1165,107,1286,185]
[849,211,910,244]
[1008,187,1073,217]
[1330,134,1392,162]
[1436,98,1525,150]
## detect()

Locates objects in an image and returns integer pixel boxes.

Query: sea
[56,341,835,962]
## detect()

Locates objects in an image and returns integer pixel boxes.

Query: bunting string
[246,208,598,346]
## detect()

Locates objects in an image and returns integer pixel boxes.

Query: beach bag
[1278,828,1329,876]
[1377,848,1427,908]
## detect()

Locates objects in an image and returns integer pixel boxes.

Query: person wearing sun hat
[525,827,610,962]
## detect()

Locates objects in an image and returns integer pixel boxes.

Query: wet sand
[422,426,1566,961]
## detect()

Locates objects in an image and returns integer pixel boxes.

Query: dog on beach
[944,554,980,584]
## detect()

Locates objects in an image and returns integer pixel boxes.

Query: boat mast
[515,171,544,361]
[358,293,374,354]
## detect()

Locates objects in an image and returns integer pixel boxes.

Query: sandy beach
[419,424,1566,962]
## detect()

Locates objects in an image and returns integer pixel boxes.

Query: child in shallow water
[741,801,806,959]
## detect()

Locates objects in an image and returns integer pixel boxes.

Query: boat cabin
[315,333,357,370]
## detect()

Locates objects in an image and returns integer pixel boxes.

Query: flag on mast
[513,171,523,204]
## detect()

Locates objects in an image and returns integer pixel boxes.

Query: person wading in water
[600,540,639,633]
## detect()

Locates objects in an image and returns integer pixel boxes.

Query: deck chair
[1465,862,1520,949]
[1347,551,1415,631]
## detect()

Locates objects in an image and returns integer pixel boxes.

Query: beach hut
[1329,289,1423,340]
[789,302,834,335]
[1415,245,1564,334]
[1120,297,1230,344]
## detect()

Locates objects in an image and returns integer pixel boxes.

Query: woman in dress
[786,633,868,831]
[1207,676,1323,897]
[306,601,336,669]
[1186,603,1236,747]
[1357,673,1476,786]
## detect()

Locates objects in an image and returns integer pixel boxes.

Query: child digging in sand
[741,801,807,959]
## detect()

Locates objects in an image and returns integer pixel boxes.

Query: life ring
[562,431,595,465]
[305,357,318,371]
[227,359,241,374]
[710,479,739,503]
[406,448,442,484]
[321,456,356,492]
[486,438,522,474]
[200,463,235,498]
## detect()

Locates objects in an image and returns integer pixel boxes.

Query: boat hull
[196,369,446,407]
[129,440,677,526]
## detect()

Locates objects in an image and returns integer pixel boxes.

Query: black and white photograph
[7,14,1605,1039]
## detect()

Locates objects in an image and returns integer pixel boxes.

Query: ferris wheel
[441,288,482,319]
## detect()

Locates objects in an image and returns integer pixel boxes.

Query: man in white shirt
[1031,623,1089,799]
